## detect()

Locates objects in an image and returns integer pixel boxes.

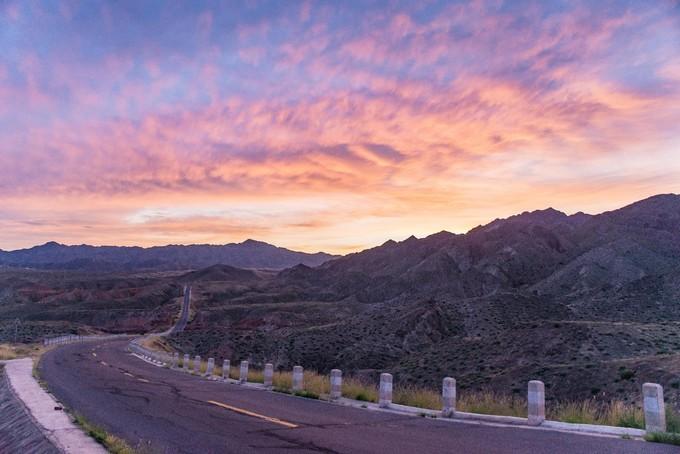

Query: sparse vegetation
[645,432,680,446]
[458,391,527,417]
[294,390,320,399]
[666,407,680,433]
[548,400,644,428]
[0,342,46,360]
[273,371,292,389]
[341,376,378,403]
[73,413,138,454]
[393,384,440,410]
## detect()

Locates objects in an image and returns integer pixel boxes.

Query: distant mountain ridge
[294,193,680,305]
[0,239,336,271]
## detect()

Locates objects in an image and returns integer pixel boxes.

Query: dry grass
[74,413,139,454]
[139,336,173,353]
[341,376,378,402]
[229,367,241,380]
[0,343,47,360]
[549,400,644,428]
[458,391,527,417]
[273,371,293,390]
[248,368,264,383]
[393,385,440,410]
[186,358,207,374]
[303,371,330,396]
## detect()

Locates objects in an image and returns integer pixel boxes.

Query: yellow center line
[100,361,109,366]
[124,372,134,377]
[207,400,298,429]
[137,378,150,383]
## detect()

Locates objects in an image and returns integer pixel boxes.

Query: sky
[1,0,679,254]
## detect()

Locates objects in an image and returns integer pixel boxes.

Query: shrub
[619,369,635,380]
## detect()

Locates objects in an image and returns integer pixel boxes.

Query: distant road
[39,340,676,454]
[169,285,191,335]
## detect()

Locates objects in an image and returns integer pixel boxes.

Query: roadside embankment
[1,357,107,453]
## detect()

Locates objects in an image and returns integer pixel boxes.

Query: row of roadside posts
[127,341,669,434]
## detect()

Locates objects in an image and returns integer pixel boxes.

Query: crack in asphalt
[255,429,343,453]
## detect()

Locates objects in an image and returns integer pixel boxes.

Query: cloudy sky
[1,0,679,253]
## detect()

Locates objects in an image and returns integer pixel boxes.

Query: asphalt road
[169,286,191,335]
[39,340,678,454]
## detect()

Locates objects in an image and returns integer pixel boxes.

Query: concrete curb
[0,358,107,454]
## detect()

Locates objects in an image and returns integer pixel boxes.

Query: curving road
[38,340,677,454]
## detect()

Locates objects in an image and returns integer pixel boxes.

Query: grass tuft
[666,407,680,433]
[341,376,378,403]
[303,371,329,396]
[273,371,293,389]
[645,432,680,446]
[294,390,320,400]
[73,413,138,454]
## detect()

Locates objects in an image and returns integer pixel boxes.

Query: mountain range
[0,239,335,271]
[3,193,680,404]
[168,193,680,403]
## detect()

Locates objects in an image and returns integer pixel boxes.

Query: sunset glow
[1,1,679,253]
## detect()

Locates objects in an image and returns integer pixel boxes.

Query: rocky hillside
[168,193,680,405]
[0,239,335,271]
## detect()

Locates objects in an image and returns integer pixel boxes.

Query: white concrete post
[379,373,393,408]
[264,363,274,389]
[292,366,304,392]
[222,360,230,379]
[528,380,545,426]
[172,352,179,369]
[239,361,248,383]
[182,354,189,371]
[206,358,215,377]
[330,369,342,400]
[643,383,666,433]
[442,377,456,417]
[194,355,201,374]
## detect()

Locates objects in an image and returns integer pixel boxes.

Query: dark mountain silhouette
[298,193,680,305]
[0,239,335,271]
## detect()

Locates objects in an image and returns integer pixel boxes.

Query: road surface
[169,285,191,335]
[39,340,677,454]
